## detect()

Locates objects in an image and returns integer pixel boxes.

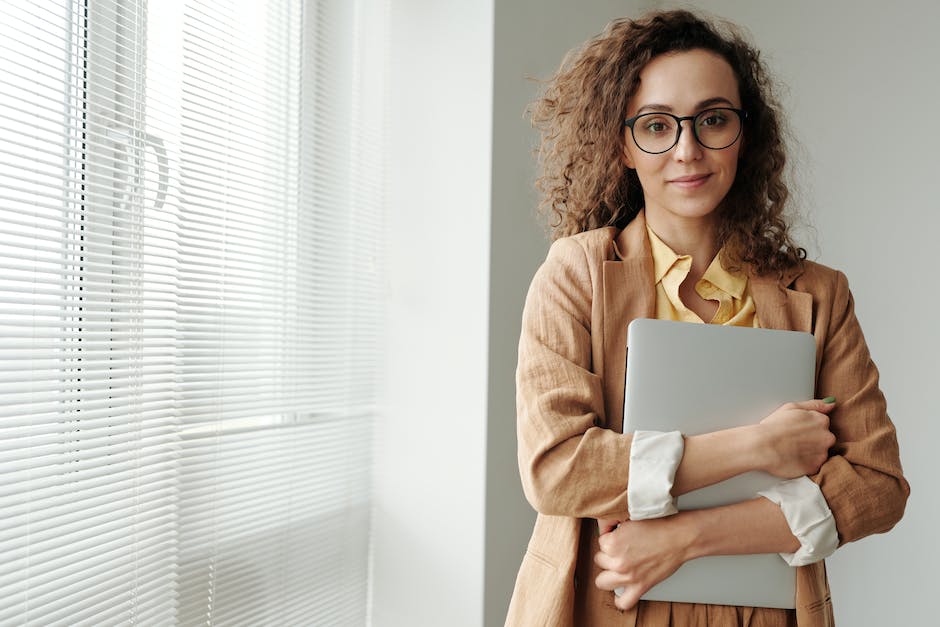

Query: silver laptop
[621,318,816,609]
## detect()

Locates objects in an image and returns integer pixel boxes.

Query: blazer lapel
[750,270,813,333]
[602,216,655,433]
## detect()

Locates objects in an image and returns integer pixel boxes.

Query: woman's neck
[645,210,721,277]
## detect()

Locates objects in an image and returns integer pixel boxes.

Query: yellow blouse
[647,224,759,328]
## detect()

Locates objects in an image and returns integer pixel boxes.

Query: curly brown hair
[530,9,805,276]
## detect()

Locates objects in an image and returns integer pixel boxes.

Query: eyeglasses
[623,107,747,155]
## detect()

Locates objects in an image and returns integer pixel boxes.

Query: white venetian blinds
[0,0,385,625]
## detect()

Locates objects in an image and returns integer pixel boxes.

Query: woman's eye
[699,112,728,127]
[644,119,670,134]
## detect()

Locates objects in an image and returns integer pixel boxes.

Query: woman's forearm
[672,425,764,496]
[671,399,836,497]
[681,496,801,559]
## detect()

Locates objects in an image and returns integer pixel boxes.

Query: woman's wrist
[740,423,773,474]
[672,509,709,562]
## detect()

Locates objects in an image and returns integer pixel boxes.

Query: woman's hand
[757,399,837,478]
[594,516,694,611]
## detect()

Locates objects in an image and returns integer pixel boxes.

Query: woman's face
[622,49,743,228]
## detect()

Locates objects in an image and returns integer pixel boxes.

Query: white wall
[372,1,493,625]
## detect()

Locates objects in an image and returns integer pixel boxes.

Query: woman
[509,10,908,627]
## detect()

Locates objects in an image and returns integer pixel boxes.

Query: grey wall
[485,1,937,625]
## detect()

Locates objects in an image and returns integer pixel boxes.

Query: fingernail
[822,396,836,404]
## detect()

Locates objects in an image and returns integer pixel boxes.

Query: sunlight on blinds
[0,0,385,624]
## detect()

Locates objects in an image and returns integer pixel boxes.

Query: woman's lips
[669,173,711,189]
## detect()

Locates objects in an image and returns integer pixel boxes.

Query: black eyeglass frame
[623,108,748,155]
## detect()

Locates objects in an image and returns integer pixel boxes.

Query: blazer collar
[607,211,656,331]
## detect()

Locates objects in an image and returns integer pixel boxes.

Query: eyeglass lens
[631,108,742,154]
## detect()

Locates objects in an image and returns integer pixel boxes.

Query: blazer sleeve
[810,270,910,544]
[516,237,633,520]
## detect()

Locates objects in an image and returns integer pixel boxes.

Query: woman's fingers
[594,568,646,610]
[788,398,837,413]
[614,585,644,611]
[593,565,624,589]
[595,568,650,611]
[593,547,616,571]
[593,517,691,611]
[596,518,620,534]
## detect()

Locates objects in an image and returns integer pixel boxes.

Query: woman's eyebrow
[634,97,736,115]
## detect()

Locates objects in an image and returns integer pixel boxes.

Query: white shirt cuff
[627,430,684,520]
[758,476,839,566]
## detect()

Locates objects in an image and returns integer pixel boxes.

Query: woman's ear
[621,140,636,169]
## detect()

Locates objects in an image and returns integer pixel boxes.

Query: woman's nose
[673,121,703,162]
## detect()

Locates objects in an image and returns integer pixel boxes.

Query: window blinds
[0,0,384,624]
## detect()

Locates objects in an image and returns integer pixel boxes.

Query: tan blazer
[507,213,909,627]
